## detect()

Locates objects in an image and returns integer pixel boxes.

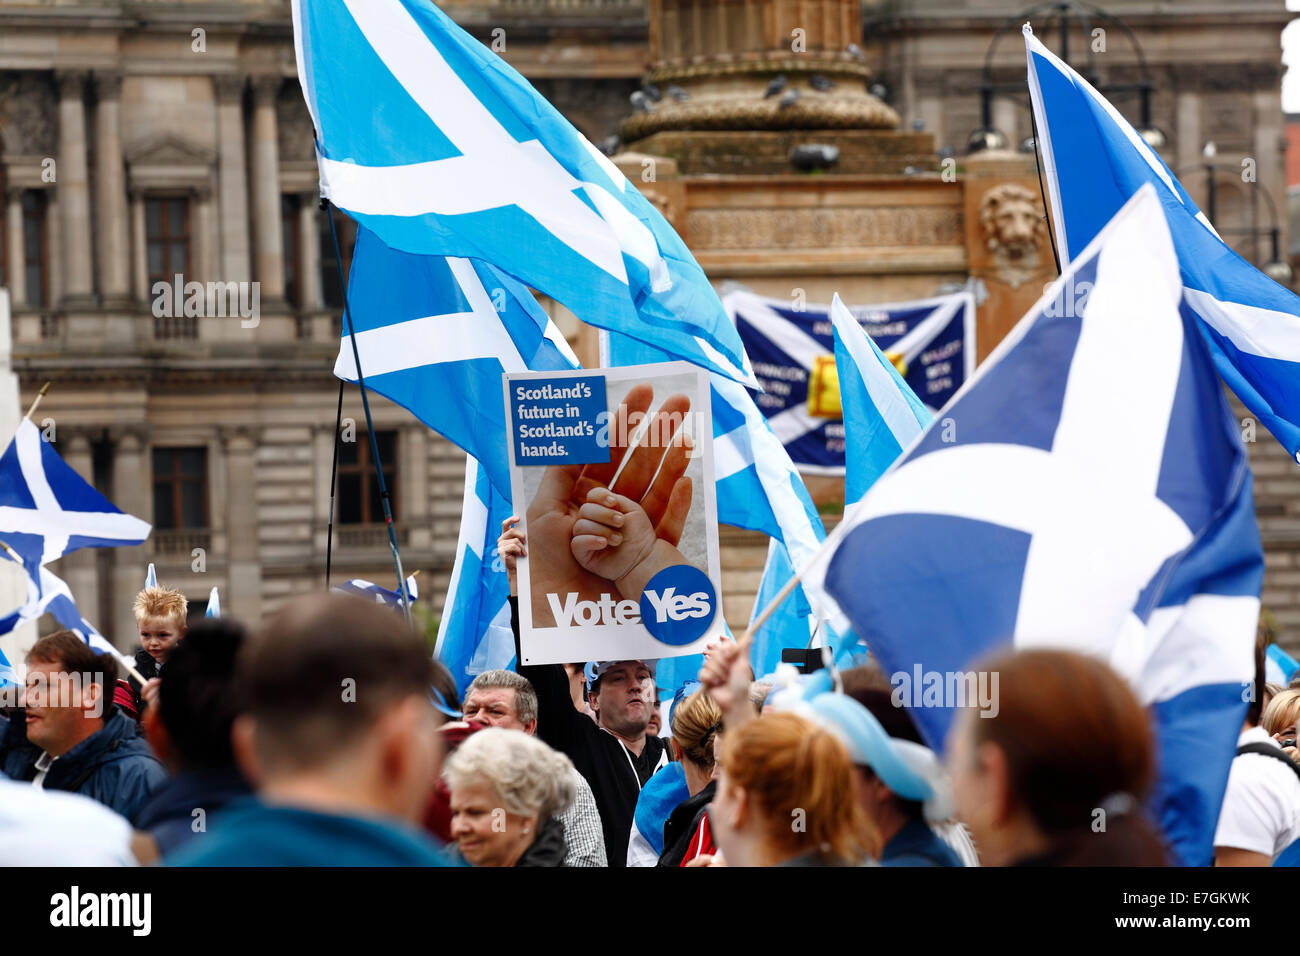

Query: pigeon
[810,74,834,92]
[630,89,654,112]
[779,88,799,110]
[642,83,662,103]
[599,134,621,156]
[764,74,788,98]
[869,82,889,101]
[666,84,689,102]
[846,42,865,59]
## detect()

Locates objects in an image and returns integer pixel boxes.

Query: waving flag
[829,293,933,505]
[1026,23,1300,460]
[435,457,517,696]
[332,574,419,611]
[294,0,753,386]
[204,586,221,619]
[0,419,150,582]
[1266,643,1299,685]
[0,556,122,670]
[144,563,157,589]
[335,227,579,498]
[729,288,973,473]
[604,331,831,677]
[824,186,1264,866]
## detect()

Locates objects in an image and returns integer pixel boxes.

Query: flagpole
[22,381,51,423]
[324,378,344,589]
[1028,107,1062,275]
[324,202,412,619]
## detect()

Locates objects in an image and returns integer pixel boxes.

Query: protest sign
[505,362,724,666]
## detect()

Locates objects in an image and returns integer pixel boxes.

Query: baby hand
[570,487,656,582]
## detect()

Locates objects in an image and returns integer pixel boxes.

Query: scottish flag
[335,227,579,498]
[144,563,157,589]
[604,331,831,677]
[1266,643,1299,685]
[1026,24,1300,461]
[0,419,150,582]
[829,293,933,505]
[435,457,517,697]
[332,574,419,611]
[824,186,1264,866]
[205,586,221,619]
[0,556,121,667]
[294,0,753,386]
[729,288,973,473]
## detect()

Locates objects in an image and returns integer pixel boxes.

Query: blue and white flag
[205,586,221,619]
[293,0,754,386]
[332,575,419,611]
[0,556,121,668]
[335,227,579,499]
[728,288,973,474]
[435,456,517,697]
[823,186,1264,866]
[144,563,157,589]
[0,419,150,582]
[829,293,933,505]
[1266,643,1299,686]
[604,331,831,677]
[1026,23,1300,461]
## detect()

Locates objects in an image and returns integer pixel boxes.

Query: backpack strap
[1236,742,1300,784]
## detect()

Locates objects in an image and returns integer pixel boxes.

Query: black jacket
[0,710,166,824]
[510,597,667,868]
[658,781,715,868]
[515,817,568,867]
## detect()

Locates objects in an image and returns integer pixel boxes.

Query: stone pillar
[5,189,26,307]
[46,193,62,306]
[992,98,1019,148]
[56,70,95,305]
[130,191,148,302]
[110,427,150,651]
[62,432,101,632]
[297,194,323,310]
[402,424,431,553]
[1253,86,1286,264]
[1176,89,1202,189]
[194,188,214,285]
[221,426,262,623]
[250,76,286,302]
[93,72,131,304]
[214,75,251,284]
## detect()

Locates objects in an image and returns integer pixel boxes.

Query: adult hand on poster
[525,383,695,625]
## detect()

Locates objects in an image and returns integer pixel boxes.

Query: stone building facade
[1,0,1297,651]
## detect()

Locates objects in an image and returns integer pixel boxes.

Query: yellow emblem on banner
[807,355,841,418]
[886,351,908,377]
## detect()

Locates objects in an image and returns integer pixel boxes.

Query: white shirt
[31,751,54,790]
[0,779,136,866]
[1213,726,1300,860]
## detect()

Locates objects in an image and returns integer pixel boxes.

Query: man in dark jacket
[2,631,166,824]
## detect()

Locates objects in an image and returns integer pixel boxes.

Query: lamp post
[972,0,1164,154]
[1176,142,1293,287]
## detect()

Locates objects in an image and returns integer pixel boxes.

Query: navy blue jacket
[134,766,251,856]
[880,819,964,867]
[1,710,166,824]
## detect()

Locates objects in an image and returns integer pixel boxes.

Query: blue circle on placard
[639,564,717,646]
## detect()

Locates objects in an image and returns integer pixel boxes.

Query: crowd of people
[1,518,1298,868]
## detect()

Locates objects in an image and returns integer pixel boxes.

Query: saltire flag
[293,0,754,387]
[205,586,221,619]
[823,186,1264,867]
[335,227,579,499]
[0,556,123,675]
[1026,23,1300,461]
[603,330,831,679]
[1266,643,1299,686]
[435,457,518,697]
[331,574,419,610]
[0,419,150,584]
[144,563,157,589]
[727,288,973,473]
[828,293,934,505]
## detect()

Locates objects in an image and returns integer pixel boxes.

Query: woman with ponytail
[658,688,723,866]
[947,648,1170,866]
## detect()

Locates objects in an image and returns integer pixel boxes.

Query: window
[22,191,48,308]
[282,194,300,307]
[337,430,397,525]
[319,207,355,310]
[146,197,190,289]
[152,447,208,530]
